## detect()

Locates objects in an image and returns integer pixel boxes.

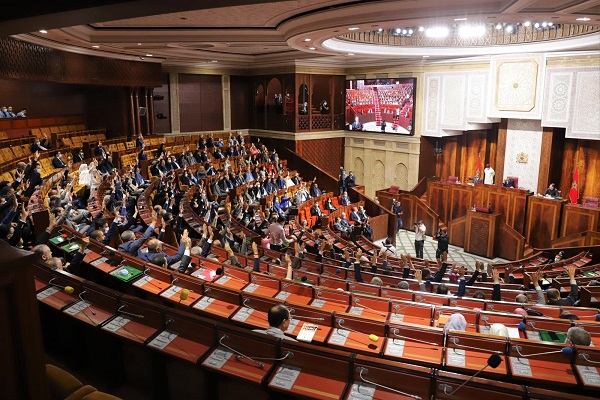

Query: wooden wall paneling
[178,74,223,133]
[84,86,128,138]
[525,197,566,249]
[296,138,344,177]
[230,75,251,130]
[560,205,600,237]
[462,131,488,182]
[487,123,499,173]
[414,200,439,236]
[418,137,437,179]
[449,185,473,221]
[153,73,171,134]
[487,190,510,226]
[427,183,449,223]
[459,134,468,181]
[200,75,224,132]
[465,212,500,258]
[133,88,141,137]
[578,139,600,201]
[473,185,488,209]
[537,127,554,195]
[398,194,417,229]
[495,119,508,184]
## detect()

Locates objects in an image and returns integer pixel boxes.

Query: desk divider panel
[385,322,444,367]
[508,338,577,386]
[328,315,386,356]
[445,330,508,376]
[348,293,390,322]
[390,300,433,326]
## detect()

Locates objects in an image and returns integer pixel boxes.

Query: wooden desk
[525,196,567,249]
[560,203,600,237]
[464,211,501,258]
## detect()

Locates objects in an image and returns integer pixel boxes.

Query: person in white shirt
[484,164,495,185]
[414,220,426,259]
[252,304,297,341]
[378,238,396,257]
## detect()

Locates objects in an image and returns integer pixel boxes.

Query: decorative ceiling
[10,0,600,69]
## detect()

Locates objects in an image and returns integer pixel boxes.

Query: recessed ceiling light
[495,23,502,30]
[454,18,468,21]
[145,54,153,57]
[418,26,425,32]
[348,27,360,31]
[576,17,591,21]
[211,60,218,63]
[425,27,449,38]
[459,24,486,38]
[423,55,430,58]
[39,29,47,34]
[534,22,540,28]
[377,28,383,32]
[137,43,142,46]
[309,47,316,50]
[548,22,553,27]
[523,21,531,27]
[542,21,548,27]
[92,45,100,49]
[347,53,354,56]
[303,38,311,42]
[506,25,514,33]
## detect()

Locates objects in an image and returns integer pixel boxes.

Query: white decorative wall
[488,54,546,120]
[503,119,544,192]
[543,66,600,140]
[422,70,491,137]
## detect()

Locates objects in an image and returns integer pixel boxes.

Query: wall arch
[394,162,409,190]
[353,157,364,184]
[372,160,385,192]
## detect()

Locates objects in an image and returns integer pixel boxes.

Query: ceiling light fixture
[523,21,531,27]
[454,18,468,21]
[534,22,540,28]
[423,55,430,58]
[418,26,425,32]
[303,38,311,42]
[39,29,47,34]
[347,53,354,56]
[542,21,548,27]
[506,25,514,33]
[92,45,100,49]
[309,47,316,50]
[395,28,401,33]
[458,24,486,38]
[576,17,591,21]
[145,54,153,57]
[425,26,449,38]
[377,28,383,32]
[211,60,218,63]
[348,27,360,31]
[137,43,142,45]
[548,22,553,27]
[495,23,502,30]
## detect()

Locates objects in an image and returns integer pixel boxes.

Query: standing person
[268,216,294,252]
[484,164,495,185]
[392,199,403,232]
[414,219,426,259]
[338,167,347,195]
[434,229,449,262]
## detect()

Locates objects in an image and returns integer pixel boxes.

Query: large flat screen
[345,78,416,135]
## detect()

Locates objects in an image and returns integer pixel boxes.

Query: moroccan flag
[569,168,579,204]
[476,154,482,175]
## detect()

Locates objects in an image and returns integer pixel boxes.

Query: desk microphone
[511,345,573,358]
[440,354,502,396]
[218,335,293,369]
[48,278,75,294]
[353,298,387,317]
[315,291,348,304]
[336,318,379,342]
[117,304,144,319]
[241,298,267,317]
[78,291,96,315]
[357,367,421,399]
[390,328,439,346]
[288,308,325,321]
[142,268,163,289]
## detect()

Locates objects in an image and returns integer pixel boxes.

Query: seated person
[252,304,297,341]
[137,230,188,267]
[324,197,337,212]
[544,183,559,197]
[468,171,483,184]
[566,327,591,347]
[502,177,515,188]
[546,265,578,306]
[333,216,353,236]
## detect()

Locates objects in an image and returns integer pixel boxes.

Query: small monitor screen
[345,78,416,135]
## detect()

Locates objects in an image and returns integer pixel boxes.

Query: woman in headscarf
[444,313,467,333]
[78,164,92,187]
[489,323,510,337]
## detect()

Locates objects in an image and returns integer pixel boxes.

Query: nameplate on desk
[311,299,325,308]
[576,365,600,386]
[103,316,131,332]
[90,257,109,267]
[148,330,178,350]
[385,339,406,357]
[447,349,466,367]
[275,291,291,301]
[390,313,405,323]
[161,286,182,298]
[510,357,533,377]
[83,248,92,254]
[348,382,375,400]
[285,318,300,334]
[63,300,91,316]
[37,286,60,300]
[329,329,349,346]
[191,268,211,279]
[243,283,259,293]
[348,306,364,316]
[479,326,490,334]
[269,365,301,390]
[526,331,541,341]
[232,307,254,322]
[215,276,231,285]
[202,348,233,370]
[133,276,154,288]
[193,296,215,311]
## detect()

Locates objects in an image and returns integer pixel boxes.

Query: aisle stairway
[373,88,382,126]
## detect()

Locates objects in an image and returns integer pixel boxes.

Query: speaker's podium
[464,209,501,259]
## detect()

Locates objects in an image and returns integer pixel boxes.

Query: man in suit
[310,179,322,197]
[351,116,362,130]
[345,171,356,188]
[99,155,115,175]
[544,183,559,198]
[31,139,47,153]
[24,155,43,197]
[137,229,189,267]
[311,202,324,218]
[72,149,85,163]
[138,146,147,162]
[119,211,157,255]
[546,265,579,306]
[93,141,106,157]
[381,119,387,132]
[52,152,67,169]
[350,206,364,227]
[340,191,350,206]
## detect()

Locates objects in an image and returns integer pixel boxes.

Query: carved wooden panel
[449,185,474,221]
[495,223,524,261]
[0,37,161,87]
[465,212,500,258]
[561,205,600,237]
[447,216,466,248]
[525,196,566,249]
[296,138,344,177]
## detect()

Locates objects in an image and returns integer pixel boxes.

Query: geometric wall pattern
[544,66,600,140]
[503,119,544,192]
